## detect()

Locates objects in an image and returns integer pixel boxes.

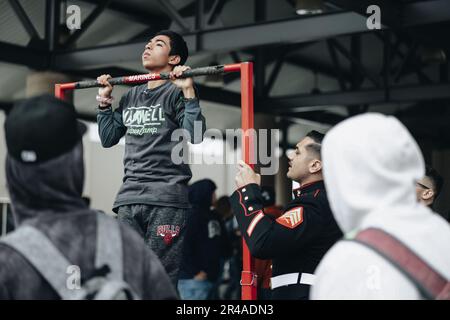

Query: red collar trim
[299,180,322,190]
[292,180,324,198]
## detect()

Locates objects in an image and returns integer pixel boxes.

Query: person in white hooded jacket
[311,113,450,300]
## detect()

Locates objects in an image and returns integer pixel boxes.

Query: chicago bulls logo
[276,207,304,229]
[157,225,180,246]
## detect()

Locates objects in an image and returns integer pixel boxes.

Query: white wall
[82,123,124,214]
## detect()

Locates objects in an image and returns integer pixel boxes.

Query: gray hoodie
[0,143,177,299]
[311,113,450,300]
[97,82,206,212]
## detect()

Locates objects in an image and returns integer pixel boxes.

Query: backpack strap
[0,226,80,300]
[352,228,450,300]
[0,214,125,299]
[92,280,135,300]
[95,214,123,281]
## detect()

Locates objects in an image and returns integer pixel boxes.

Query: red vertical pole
[240,62,257,300]
[55,84,65,100]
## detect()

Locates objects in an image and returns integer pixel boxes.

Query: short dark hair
[305,130,325,159]
[155,30,188,66]
[425,165,444,199]
[215,196,231,219]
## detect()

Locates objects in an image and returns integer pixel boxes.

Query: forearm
[230,184,274,259]
[97,106,126,148]
[181,98,206,144]
[182,87,196,99]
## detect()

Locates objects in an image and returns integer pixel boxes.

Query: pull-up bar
[55,62,257,300]
[56,64,240,92]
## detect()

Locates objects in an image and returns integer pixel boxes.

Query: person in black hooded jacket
[0,95,177,300]
[178,179,230,300]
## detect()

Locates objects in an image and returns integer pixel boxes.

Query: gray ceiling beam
[329,38,381,88]
[207,0,228,25]
[63,0,111,48]
[45,0,60,51]
[327,0,450,28]
[390,83,450,102]
[52,11,367,69]
[285,55,353,81]
[262,83,450,113]
[326,0,402,28]
[8,0,41,41]
[284,111,347,125]
[157,0,191,32]
[199,12,367,51]
[52,0,450,70]
[0,41,49,69]
[402,0,450,27]
[77,0,170,28]
[197,85,241,107]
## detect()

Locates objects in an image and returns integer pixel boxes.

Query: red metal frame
[55,62,257,300]
[239,62,257,300]
[55,83,75,100]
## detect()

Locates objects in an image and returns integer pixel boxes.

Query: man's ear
[168,55,181,66]
[423,189,434,201]
[310,159,322,174]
